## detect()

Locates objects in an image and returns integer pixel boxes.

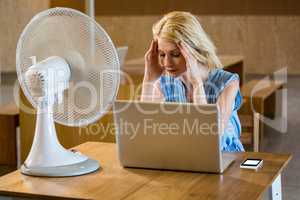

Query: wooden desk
[123,55,244,85]
[0,142,291,200]
[0,103,19,166]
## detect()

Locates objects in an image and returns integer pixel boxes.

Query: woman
[141,11,244,152]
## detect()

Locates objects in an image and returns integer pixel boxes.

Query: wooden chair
[0,103,19,171]
[239,112,260,152]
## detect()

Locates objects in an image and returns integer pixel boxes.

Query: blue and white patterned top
[159,68,244,152]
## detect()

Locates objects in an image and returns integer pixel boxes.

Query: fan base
[21,158,100,177]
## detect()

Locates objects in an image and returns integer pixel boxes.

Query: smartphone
[240,158,263,170]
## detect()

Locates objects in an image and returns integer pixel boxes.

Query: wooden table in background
[0,142,291,200]
[240,79,285,149]
[241,79,285,119]
[0,103,19,167]
[123,55,244,85]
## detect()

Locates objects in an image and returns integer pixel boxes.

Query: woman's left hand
[177,41,207,104]
[177,42,203,86]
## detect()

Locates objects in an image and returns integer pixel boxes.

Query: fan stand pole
[21,101,100,177]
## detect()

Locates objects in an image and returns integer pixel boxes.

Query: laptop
[113,100,235,173]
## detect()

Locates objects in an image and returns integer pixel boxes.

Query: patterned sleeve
[206,69,242,111]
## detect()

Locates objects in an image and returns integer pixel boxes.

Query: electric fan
[16,7,120,176]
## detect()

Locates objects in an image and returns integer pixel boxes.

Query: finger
[177,42,189,60]
[152,39,158,54]
[148,40,154,53]
[177,42,190,64]
[181,41,192,58]
[145,40,155,59]
[180,42,199,66]
[180,42,191,60]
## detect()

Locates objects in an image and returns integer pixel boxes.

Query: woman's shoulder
[206,68,240,86]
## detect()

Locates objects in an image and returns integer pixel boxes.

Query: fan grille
[16,7,120,126]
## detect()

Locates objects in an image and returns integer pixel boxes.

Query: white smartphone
[240,158,263,170]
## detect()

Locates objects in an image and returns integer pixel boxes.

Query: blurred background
[1,0,300,74]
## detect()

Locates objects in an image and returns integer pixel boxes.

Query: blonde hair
[152,11,222,69]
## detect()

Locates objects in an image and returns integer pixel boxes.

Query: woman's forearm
[141,76,165,102]
[192,83,207,104]
[141,79,154,101]
[217,80,239,134]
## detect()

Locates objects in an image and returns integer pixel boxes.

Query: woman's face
[157,37,186,77]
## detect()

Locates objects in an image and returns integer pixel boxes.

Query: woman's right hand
[144,39,163,82]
